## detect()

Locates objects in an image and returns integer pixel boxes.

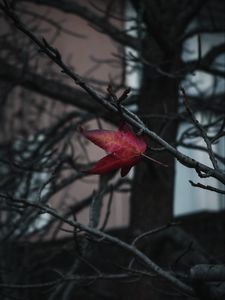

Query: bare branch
[186,42,225,77]
[0,194,195,296]
[189,180,225,195]
[1,3,224,185]
[181,88,219,170]
[17,0,139,49]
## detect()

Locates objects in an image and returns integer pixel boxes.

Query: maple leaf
[81,123,166,177]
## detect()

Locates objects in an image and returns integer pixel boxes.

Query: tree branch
[1,3,225,185]
[18,0,139,49]
[0,194,195,296]
[189,180,225,195]
[186,42,225,77]
[181,88,219,170]
[0,59,105,114]
[176,0,207,37]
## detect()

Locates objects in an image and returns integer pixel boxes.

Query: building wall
[0,0,130,239]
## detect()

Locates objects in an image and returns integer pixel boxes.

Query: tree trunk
[130,36,182,233]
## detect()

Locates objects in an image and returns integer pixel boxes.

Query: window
[174,31,225,216]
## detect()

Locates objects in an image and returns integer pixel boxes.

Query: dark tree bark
[0,1,225,300]
[130,16,182,232]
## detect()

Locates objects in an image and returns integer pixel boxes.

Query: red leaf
[85,154,123,175]
[81,123,151,176]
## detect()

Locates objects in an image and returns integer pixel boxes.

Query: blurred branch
[180,27,225,43]
[0,59,104,114]
[16,7,87,38]
[176,0,206,37]
[181,88,219,170]
[186,42,225,77]
[191,265,225,281]
[17,0,139,49]
[0,272,139,289]
[1,2,224,185]
[0,194,195,296]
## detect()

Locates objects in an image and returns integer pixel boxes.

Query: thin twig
[189,180,225,195]
[181,87,219,171]
[1,3,224,185]
[0,194,195,296]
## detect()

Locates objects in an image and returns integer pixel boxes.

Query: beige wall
[4,1,130,237]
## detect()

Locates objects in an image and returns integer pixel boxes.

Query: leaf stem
[141,153,168,167]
